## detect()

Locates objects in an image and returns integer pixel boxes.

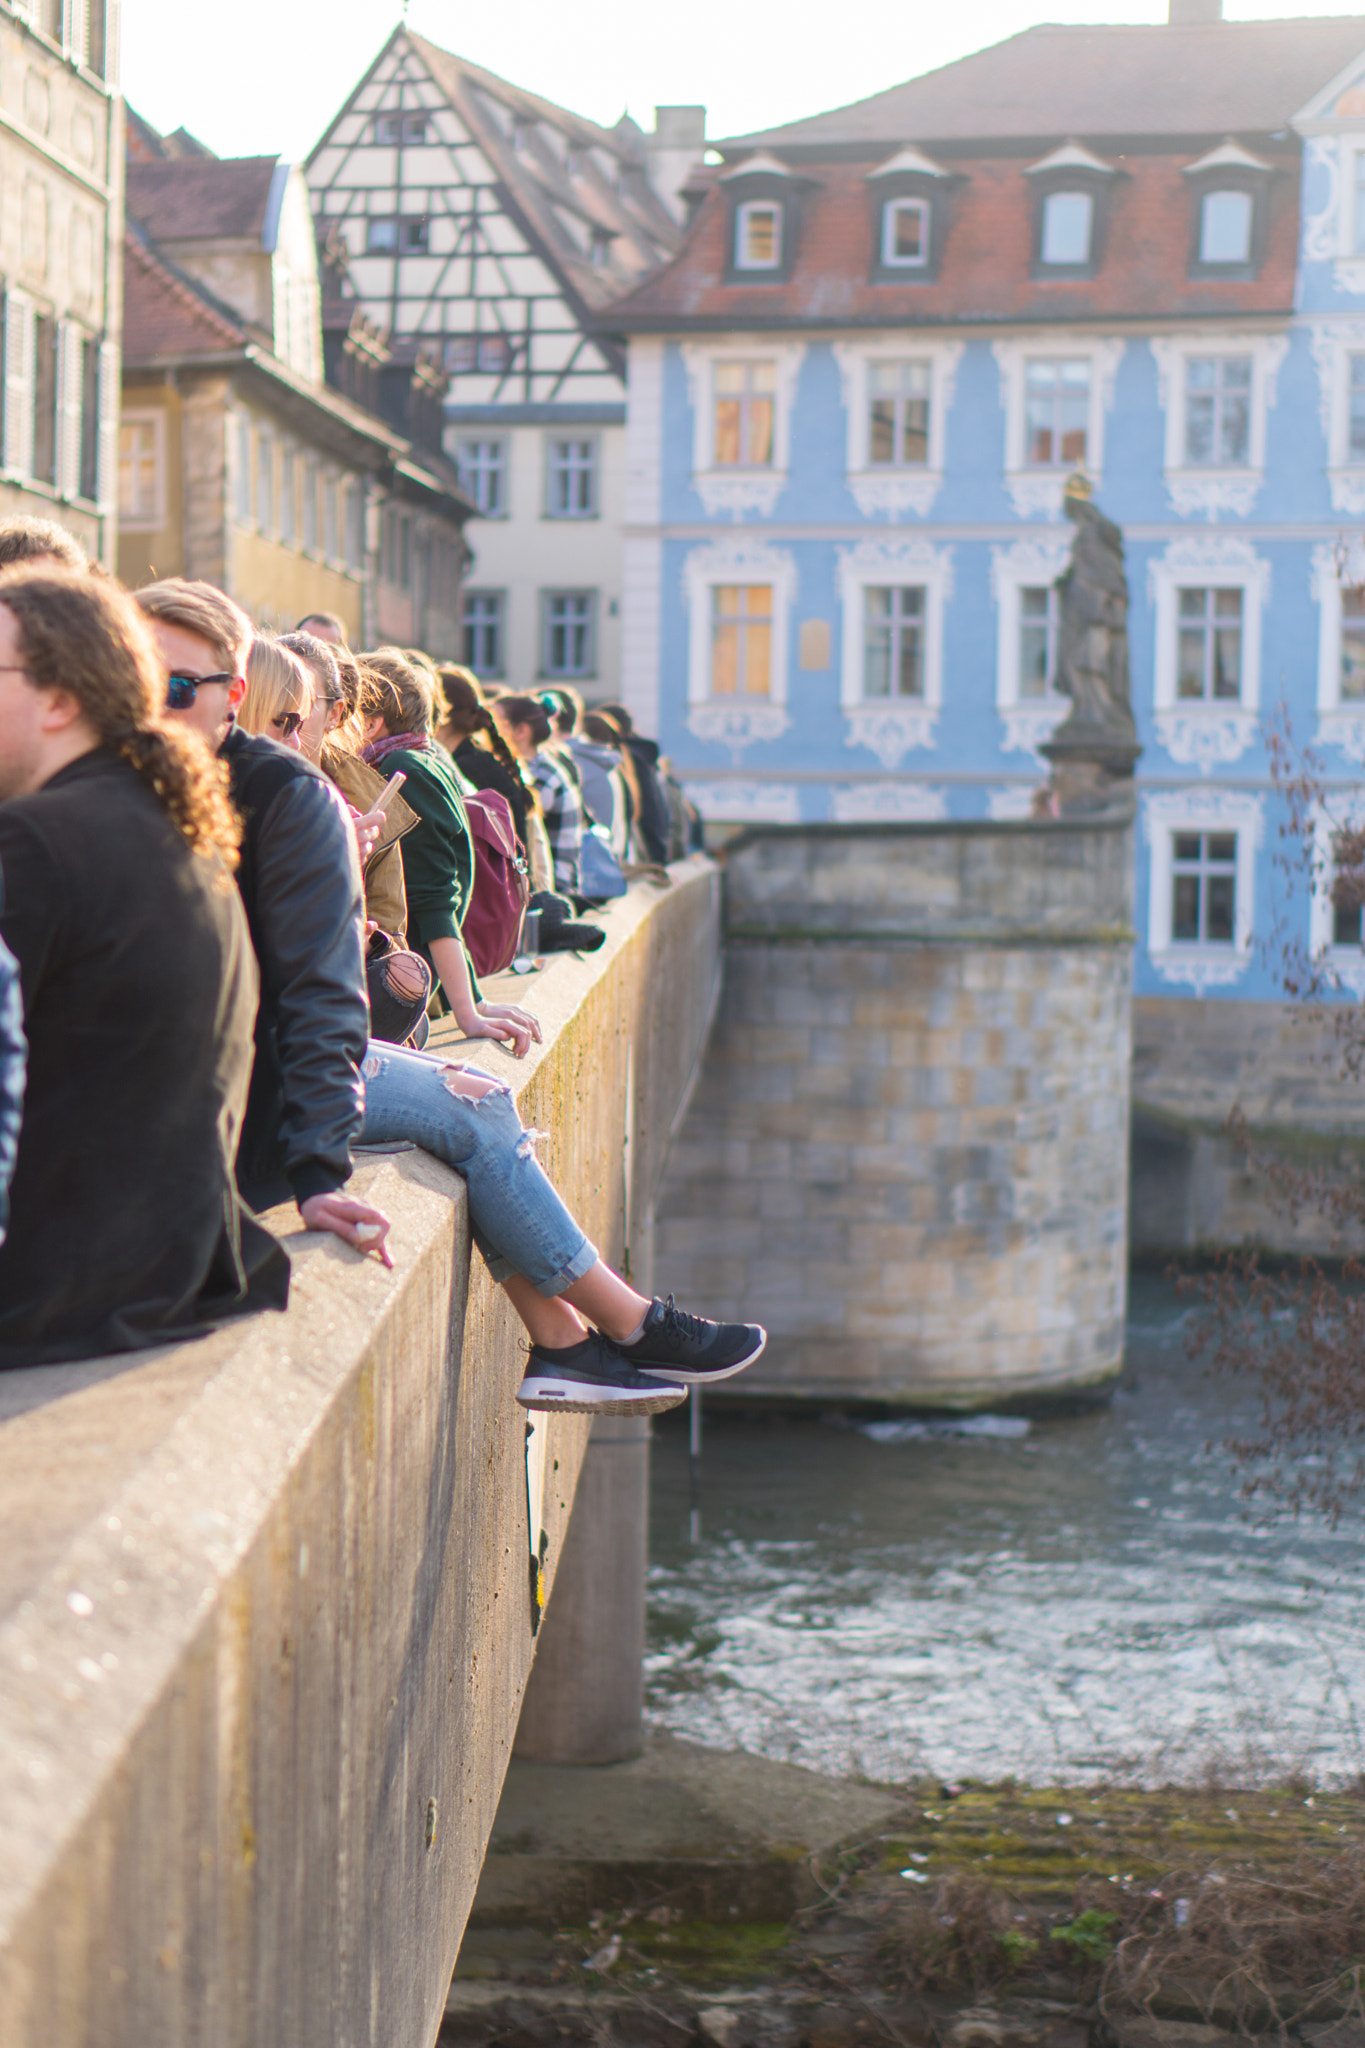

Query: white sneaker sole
[636,1326,768,1384]
[516,1375,688,1416]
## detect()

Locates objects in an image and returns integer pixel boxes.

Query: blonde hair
[240,635,310,737]
[134,578,252,673]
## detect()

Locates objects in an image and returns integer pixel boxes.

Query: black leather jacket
[220,725,367,1211]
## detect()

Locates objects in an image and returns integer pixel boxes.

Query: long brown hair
[436,664,524,780]
[0,568,240,868]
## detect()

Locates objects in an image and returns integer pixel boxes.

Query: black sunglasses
[271,710,304,738]
[166,671,235,708]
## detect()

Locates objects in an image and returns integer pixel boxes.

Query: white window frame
[544,433,598,519]
[832,339,962,518]
[540,588,597,680]
[1306,321,1365,515]
[1308,801,1365,996]
[118,407,164,528]
[836,535,952,766]
[1199,189,1253,265]
[880,198,929,269]
[463,589,506,679]
[734,199,782,271]
[1149,535,1268,771]
[992,335,1124,518]
[1149,331,1287,519]
[1311,537,1365,762]
[683,535,795,752]
[1143,788,1263,993]
[456,435,508,518]
[1039,190,1094,267]
[990,535,1072,759]
[681,338,806,519]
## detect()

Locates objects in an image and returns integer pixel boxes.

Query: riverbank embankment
[448,1737,1365,2048]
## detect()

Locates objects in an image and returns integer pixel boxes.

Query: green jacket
[384,743,475,951]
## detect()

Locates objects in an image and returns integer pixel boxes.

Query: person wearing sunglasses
[0,567,289,1367]
[241,636,310,748]
[135,577,393,1271]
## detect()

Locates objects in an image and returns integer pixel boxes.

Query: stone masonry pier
[0,861,719,2048]
[656,819,1135,1409]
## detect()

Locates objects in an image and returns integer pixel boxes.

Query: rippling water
[645,1276,1365,1787]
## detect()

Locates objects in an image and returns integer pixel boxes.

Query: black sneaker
[516,1329,688,1415]
[617,1295,768,1385]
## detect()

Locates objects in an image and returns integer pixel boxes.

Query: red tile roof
[721,17,1365,152]
[600,151,1302,330]
[126,157,279,243]
[122,229,246,362]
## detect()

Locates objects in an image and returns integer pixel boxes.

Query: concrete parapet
[658,823,1134,1409]
[1132,994,1365,1257]
[0,860,719,2048]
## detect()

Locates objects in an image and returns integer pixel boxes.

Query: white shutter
[66,0,87,62]
[57,322,83,499]
[4,292,34,481]
[95,337,117,512]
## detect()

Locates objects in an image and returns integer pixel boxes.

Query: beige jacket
[323,746,420,939]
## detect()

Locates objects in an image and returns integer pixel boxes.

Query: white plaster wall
[457,421,625,697]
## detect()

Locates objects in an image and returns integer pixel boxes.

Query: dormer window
[881,199,928,268]
[719,152,809,284]
[1040,191,1093,267]
[1025,142,1117,278]
[735,200,781,270]
[1184,141,1273,278]
[866,145,950,283]
[1199,189,1252,265]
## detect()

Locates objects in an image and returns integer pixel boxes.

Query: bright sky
[125,0,1365,163]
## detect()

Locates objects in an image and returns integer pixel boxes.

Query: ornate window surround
[1148,329,1287,520]
[830,782,948,823]
[1312,536,1365,762]
[682,534,796,755]
[680,337,806,520]
[835,533,953,768]
[1143,786,1263,993]
[990,533,1072,760]
[831,337,963,519]
[1307,799,1365,997]
[1300,136,1365,295]
[1307,320,1365,514]
[991,334,1125,519]
[682,779,802,824]
[1148,533,1268,772]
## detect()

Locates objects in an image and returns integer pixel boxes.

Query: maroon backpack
[462,788,530,976]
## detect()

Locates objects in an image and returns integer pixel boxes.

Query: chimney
[1168,0,1222,21]
[647,106,706,222]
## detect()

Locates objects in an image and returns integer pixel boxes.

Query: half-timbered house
[307,29,700,696]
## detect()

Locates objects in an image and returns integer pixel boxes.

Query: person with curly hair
[0,567,288,1367]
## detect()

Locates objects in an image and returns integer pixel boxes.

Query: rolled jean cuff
[476,1229,599,1296]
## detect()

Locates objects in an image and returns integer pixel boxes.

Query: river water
[645,1276,1365,1788]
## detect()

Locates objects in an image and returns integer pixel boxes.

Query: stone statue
[1040,475,1141,810]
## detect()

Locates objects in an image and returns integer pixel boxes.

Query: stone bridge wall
[656,821,1134,1410]
[0,861,719,2048]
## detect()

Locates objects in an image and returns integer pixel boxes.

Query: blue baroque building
[600,4,1365,1004]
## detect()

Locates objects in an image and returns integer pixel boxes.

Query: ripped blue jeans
[358,1042,599,1296]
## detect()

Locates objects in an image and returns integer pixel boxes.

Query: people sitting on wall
[435,665,551,888]
[135,578,395,1268]
[0,569,288,1367]
[0,560,759,1402]
[492,693,584,900]
[595,703,674,865]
